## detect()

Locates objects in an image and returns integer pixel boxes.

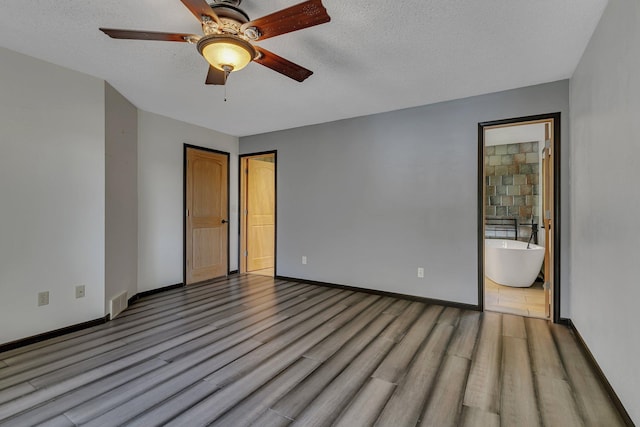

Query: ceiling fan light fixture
[197,34,256,72]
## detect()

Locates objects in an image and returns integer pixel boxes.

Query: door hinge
[545,139,551,149]
[545,210,551,220]
[244,251,248,257]
[543,281,550,290]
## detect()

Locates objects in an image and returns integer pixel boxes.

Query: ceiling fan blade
[100,28,197,42]
[241,0,330,41]
[180,0,222,25]
[205,66,226,85]
[254,46,313,82]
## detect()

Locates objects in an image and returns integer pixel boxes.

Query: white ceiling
[0,0,607,137]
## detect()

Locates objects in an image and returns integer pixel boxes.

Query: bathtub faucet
[527,216,535,249]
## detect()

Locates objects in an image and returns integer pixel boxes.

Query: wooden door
[542,123,552,318]
[186,147,228,284]
[246,157,275,271]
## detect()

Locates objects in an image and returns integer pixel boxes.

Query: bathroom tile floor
[485,278,547,319]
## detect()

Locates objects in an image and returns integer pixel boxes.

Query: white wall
[0,48,105,344]
[241,80,570,309]
[105,83,138,312]
[569,0,640,422]
[137,111,239,292]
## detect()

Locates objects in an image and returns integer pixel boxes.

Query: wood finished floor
[0,275,627,426]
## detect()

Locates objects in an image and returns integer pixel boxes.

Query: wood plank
[503,313,527,338]
[122,381,220,427]
[0,359,167,427]
[525,317,566,379]
[263,312,396,419]
[420,355,470,427]
[372,305,443,383]
[0,277,628,426]
[462,311,502,413]
[303,298,395,361]
[534,376,583,427]
[378,301,425,343]
[291,335,395,426]
[446,310,480,360]
[35,414,75,427]
[64,327,279,423]
[550,324,627,427]
[500,336,540,427]
[0,324,219,420]
[211,357,320,427]
[0,382,36,406]
[165,325,340,425]
[252,409,292,427]
[333,378,395,427]
[438,307,461,326]
[375,323,455,426]
[203,294,352,387]
[459,405,500,427]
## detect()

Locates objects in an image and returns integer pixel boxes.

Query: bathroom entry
[240,152,276,276]
[479,114,560,321]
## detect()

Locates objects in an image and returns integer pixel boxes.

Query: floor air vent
[110,291,128,319]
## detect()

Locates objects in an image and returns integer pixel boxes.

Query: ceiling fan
[100,0,330,85]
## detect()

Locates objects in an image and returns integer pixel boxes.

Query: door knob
[221,219,228,224]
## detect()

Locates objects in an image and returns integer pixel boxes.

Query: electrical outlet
[75,285,85,299]
[417,268,425,278]
[302,256,307,265]
[38,291,49,306]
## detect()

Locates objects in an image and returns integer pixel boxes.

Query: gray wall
[105,83,138,313]
[137,110,239,292]
[0,48,105,343]
[241,80,570,309]
[570,0,640,422]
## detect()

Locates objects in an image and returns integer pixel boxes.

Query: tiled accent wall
[485,141,539,240]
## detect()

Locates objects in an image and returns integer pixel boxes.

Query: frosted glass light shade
[197,35,256,72]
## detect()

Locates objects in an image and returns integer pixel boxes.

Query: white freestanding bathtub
[485,239,545,287]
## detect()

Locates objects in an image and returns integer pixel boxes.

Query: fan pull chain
[223,66,232,102]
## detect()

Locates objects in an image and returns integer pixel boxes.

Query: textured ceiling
[0,0,607,136]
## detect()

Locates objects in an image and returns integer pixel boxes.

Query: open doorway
[240,151,276,277]
[478,114,561,322]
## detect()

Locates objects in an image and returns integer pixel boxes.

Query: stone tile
[513,174,526,185]
[508,206,520,216]
[520,185,532,196]
[496,206,508,217]
[526,152,539,164]
[485,166,495,175]
[520,206,533,217]
[486,185,496,196]
[532,141,539,151]
[495,145,507,155]
[489,196,501,206]
[520,142,533,153]
[514,153,526,164]
[507,144,520,154]
[489,155,501,166]
[533,184,539,195]
[502,175,513,185]
[496,185,507,196]
[485,205,496,216]
[502,196,513,206]
[507,165,518,175]
[485,146,495,156]
[501,155,513,165]
[527,174,538,185]
[495,166,508,176]
[519,164,533,174]
[507,185,520,195]
[513,195,526,207]
[488,175,499,185]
